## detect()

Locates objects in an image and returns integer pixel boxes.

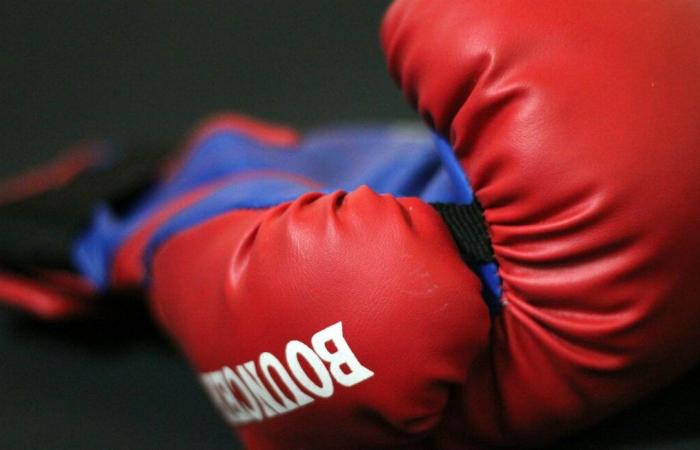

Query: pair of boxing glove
[1,1,699,448]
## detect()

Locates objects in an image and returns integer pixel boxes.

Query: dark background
[1,1,699,449]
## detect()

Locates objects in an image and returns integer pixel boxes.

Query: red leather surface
[150,188,489,448]
[382,0,700,446]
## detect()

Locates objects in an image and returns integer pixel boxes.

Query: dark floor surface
[2,1,699,449]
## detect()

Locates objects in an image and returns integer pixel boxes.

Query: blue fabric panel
[432,134,474,204]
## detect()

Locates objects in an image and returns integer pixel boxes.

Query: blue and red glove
[2,113,497,449]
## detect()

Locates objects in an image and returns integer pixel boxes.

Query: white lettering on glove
[200,321,374,425]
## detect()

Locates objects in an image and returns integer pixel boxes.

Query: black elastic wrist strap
[430,202,494,266]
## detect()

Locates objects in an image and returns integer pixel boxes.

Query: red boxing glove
[382,0,700,447]
[149,173,490,449]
